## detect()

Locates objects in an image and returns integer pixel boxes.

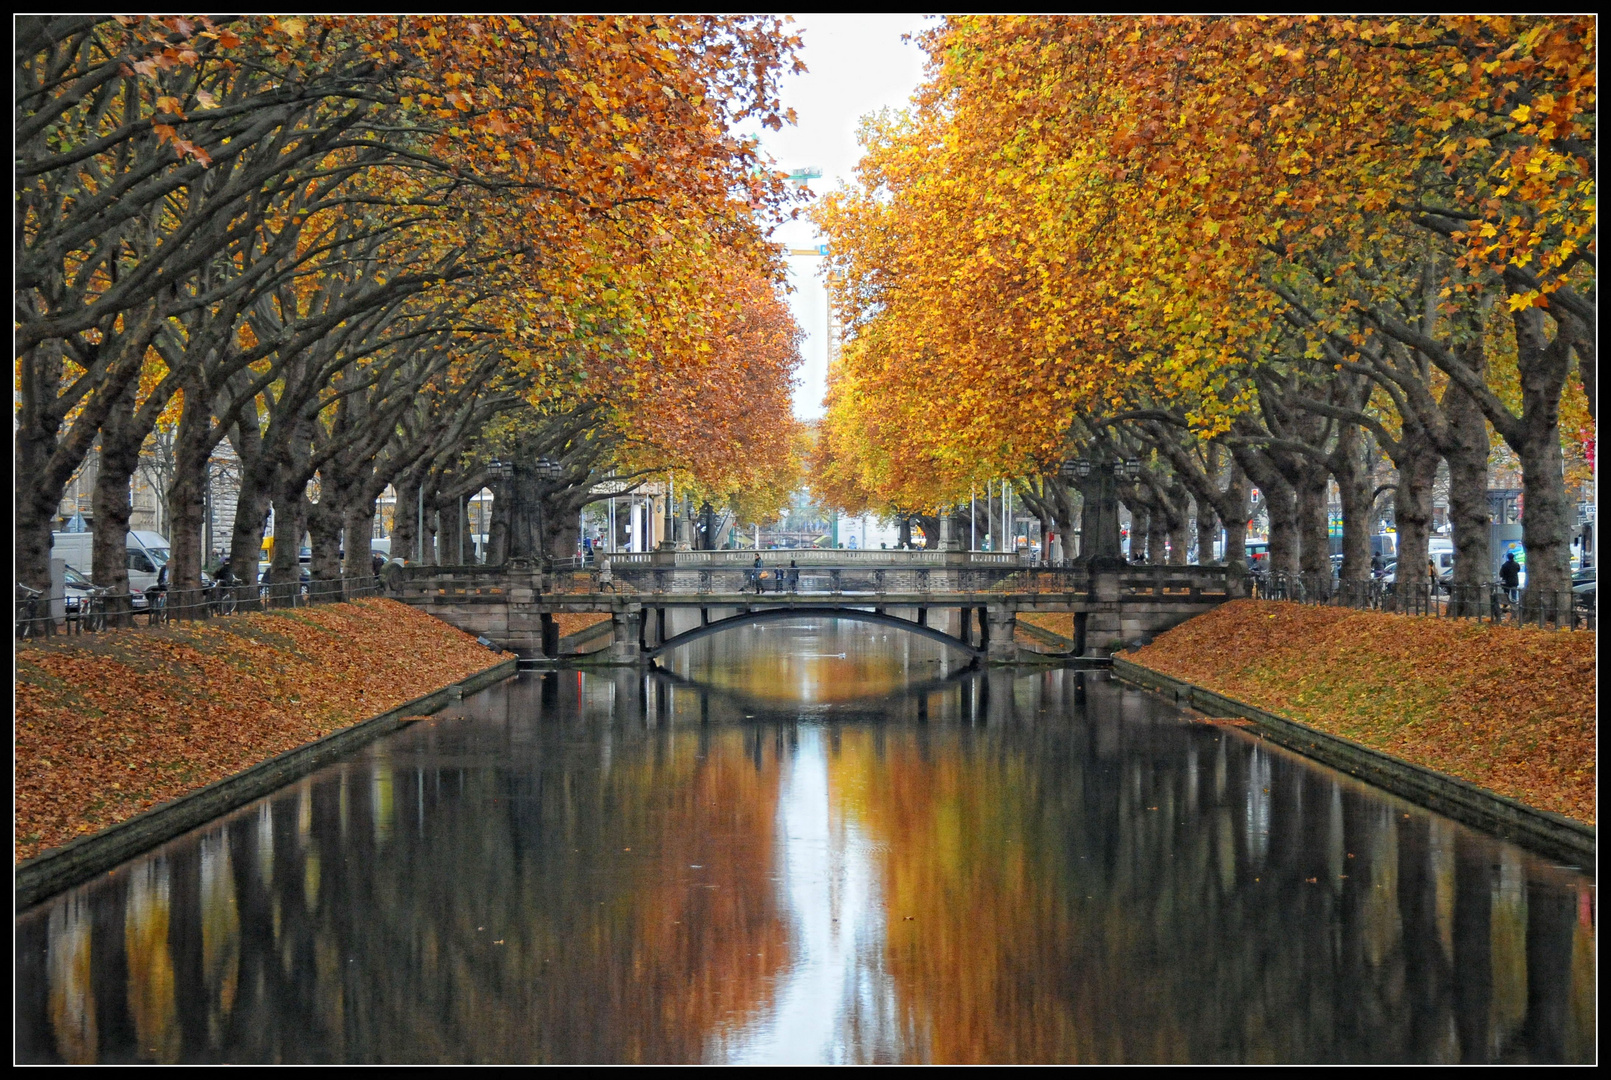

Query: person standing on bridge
[751,553,764,594]
[596,555,615,593]
[788,559,799,593]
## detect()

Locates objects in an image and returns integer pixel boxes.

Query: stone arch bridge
[386,549,1246,664]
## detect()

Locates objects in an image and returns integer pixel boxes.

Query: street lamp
[1059,458,1092,482]
[1058,454,1144,566]
[533,457,564,562]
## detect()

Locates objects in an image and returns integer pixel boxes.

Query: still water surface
[15,619,1596,1063]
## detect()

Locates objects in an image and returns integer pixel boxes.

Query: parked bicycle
[79,584,112,632]
[15,582,50,639]
[208,570,242,616]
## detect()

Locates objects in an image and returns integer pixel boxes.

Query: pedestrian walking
[597,555,615,593]
[1500,551,1521,604]
[1370,552,1384,577]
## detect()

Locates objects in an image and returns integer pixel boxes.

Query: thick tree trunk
[226,417,274,587]
[542,491,584,563]
[435,494,463,567]
[90,377,143,620]
[269,485,308,580]
[1333,423,1373,583]
[1514,427,1572,606]
[1168,500,1190,566]
[487,484,510,564]
[1393,432,1439,604]
[1222,507,1247,573]
[267,412,313,604]
[1147,506,1169,566]
[343,502,376,579]
[1232,446,1297,576]
[306,494,344,583]
[1444,380,1493,612]
[165,470,208,619]
[15,464,64,594]
[1264,482,1300,578]
[91,447,139,620]
[1127,505,1148,562]
[420,497,440,566]
[1054,500,1076,563]
[897,516,912,550]
[1218,463,1250,572]
[13,310,159,593]
[393,472,422,564]
[165,380,216,612]
[1194,499,1215,564]
[915,513,941,550]
[1296,469,1331,580]
[1506,311,1576,599]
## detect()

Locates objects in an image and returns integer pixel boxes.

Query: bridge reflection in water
[15,620,1595,1064]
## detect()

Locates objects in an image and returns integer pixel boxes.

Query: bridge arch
[645,605,982,660]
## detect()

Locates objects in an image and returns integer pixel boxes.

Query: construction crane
[784,244,840,365]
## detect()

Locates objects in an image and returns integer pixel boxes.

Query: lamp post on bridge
[486,456,563,567]
[1060,454,1142,570]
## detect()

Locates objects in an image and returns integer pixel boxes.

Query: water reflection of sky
[716,727,901,1064]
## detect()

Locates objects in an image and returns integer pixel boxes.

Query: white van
[50,530,170,593]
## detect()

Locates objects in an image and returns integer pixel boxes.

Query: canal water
[15,619,1595,1063]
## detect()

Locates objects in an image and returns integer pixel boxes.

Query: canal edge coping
[1110,656,1596,869]
[14,655,518,911]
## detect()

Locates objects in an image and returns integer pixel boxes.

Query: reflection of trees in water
[15,659,1595,1064]
[36,672,786,1062]
[225,720,789,1060]
[828,674,1591,1063]
[47,894,97,1064]
[123,859,180,1064]
[199,833,240,1048]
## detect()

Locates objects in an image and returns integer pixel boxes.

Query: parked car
[1572,569,1595,611]
[258,561,312,591]
[61,564,93,616]
[50,529,170,593]
[62,564,148,613]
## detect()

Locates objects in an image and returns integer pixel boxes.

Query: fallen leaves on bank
[1018,612,1075,642]
[553,611,611,638]
[1130,599,1595,824]
[14,598,512,863]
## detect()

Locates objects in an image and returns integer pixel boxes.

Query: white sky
[753,14,931,420]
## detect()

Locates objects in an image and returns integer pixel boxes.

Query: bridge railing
[1115,564,1240,599]
[610,563,1054,595]
[382,557,1242,601]
[602,548,1032,569]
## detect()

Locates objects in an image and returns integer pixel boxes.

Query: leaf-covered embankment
[1129,599,1595,824]
[15,598,511,862]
